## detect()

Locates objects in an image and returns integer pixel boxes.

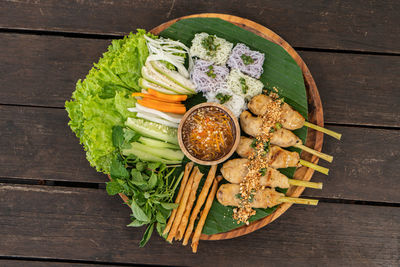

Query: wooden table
[1,1,399,266]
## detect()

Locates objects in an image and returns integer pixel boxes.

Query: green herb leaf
[156,210,166,224]
[160,202,179,210]
[147,172,158,190]
[241,54,255,65]
[106,180,123,195]
[147,162,161,170]
[259,168,267,176]
[250,138,259,149]
[110,158,130,179]
[123,128,141,143]
[139,223,154,247]
[239,77,248,94]
[156,222,167,239]
[275,122,282,130]
[127,219,147,227]
[112,126,124,148]
[131,169,145,185]
[130,198,150,223]
[215,93,232,104]
[201,35,220,56]
[136,161,146,171]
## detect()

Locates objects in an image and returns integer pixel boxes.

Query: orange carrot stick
[131,93,181,103]
[138,98,186,114]
[148,88,187,102]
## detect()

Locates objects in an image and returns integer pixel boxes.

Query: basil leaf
[106,180,123,195]
[130,198,150,222]
[131,169,145,185]
[112,125,124,148]
[127,219,147,227]
[139,223,154,247]
[110,158,130,179]
[156,222,167,239]
[156,210,166,224]
[147,173,158,190]
[160,202,179,210]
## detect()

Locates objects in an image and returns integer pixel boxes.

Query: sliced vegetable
[125,117,178,144]
[132,103,183,123]
[138,98,186,114]
[141,62,193,95]
[122,145,181,164]
[127,142,184,161]
[139,78,178,95]
[131,92,181,103]
[150,61,196,93]
[136,111,179,128]
[138,136,180,149]
[148,88,187,102]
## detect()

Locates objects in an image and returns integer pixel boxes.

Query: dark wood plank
[303,125,400,203]
[0,184,398,266]
[1,0,399,53]
[0,105,105,183]
[1,33,399,127]
[1,105,399,203]
[0,260,124,267]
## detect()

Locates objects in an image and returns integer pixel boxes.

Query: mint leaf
[110,158,130,179]
[106,180,122,195]
[127,219,147,227]
[160,202,179,210]
[139,223,154,247]
[130,198,150,222]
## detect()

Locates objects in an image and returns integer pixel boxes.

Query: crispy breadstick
[163,162,194,236]
[176,169,204,240]
[191,175,222,253]
[182,165,217,245]
[166,166,198,242]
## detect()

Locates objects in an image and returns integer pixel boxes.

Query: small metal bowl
[178,103,241,165]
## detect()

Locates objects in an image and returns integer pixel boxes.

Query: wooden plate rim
[142,13,324,240]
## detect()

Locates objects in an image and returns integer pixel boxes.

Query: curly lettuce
[65,30,150,173]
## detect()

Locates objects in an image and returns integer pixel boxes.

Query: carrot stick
[148,88,187,102]
[132,93,181,103]
[138,98,186,114]
[191,175,222,253]
[163,162,194,236]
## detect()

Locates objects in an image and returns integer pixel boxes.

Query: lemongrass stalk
[279,196,319,206]
[288,178,323,189]
[299,159,329,175]
[304,121,342,140]
[294,144,333,163]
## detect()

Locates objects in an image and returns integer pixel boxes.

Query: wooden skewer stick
[304,121,342,140]
[294,143,333,163]
[288,178,323,189]
[279,196,319,206]
[299,159,329,175]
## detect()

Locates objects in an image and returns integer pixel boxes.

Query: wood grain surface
[0,183,398,266]
[1,33,399,127]
[1,0,399,53]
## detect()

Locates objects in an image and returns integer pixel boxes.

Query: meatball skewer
[237,136,329,175]
[240,110,333,162]
[221,158,323,189]
[249,94,342,140]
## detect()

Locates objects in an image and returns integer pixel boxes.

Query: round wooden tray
[115,13,324,241]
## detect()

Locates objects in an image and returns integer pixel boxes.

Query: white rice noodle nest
[227,69,264,101]
[205,88,246,118]
[189,33,233,65]
[227,43,265,79]
[190,59,229,93]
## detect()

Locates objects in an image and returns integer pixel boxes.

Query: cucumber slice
[122,145,181,164]
[139,78,178,95]
[150,61,196,93]
[139,136,180,150]
[129,142,184,161]
[125,117,178,145]
[142,63,192,95]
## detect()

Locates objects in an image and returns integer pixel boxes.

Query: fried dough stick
[166,166,198,242]
[240,111,333,162]
[176,169,204,240]
[221,158,322,189]
[217,183,318,208]
[163,162,194,236]
[237,136,329,175]
[183,165,217,246]
[191,175,222,253]
[248,94,342,140]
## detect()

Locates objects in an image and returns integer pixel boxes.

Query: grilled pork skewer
[248,94,342,140]
[240,111,333,162]
[237,136,329,175]
[217,184,318,208]
[221,158,322,189]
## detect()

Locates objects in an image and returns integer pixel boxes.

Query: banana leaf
[160,18,308,235]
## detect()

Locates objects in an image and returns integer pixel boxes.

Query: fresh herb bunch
[106,126,183,247]
[215,93,232,104]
